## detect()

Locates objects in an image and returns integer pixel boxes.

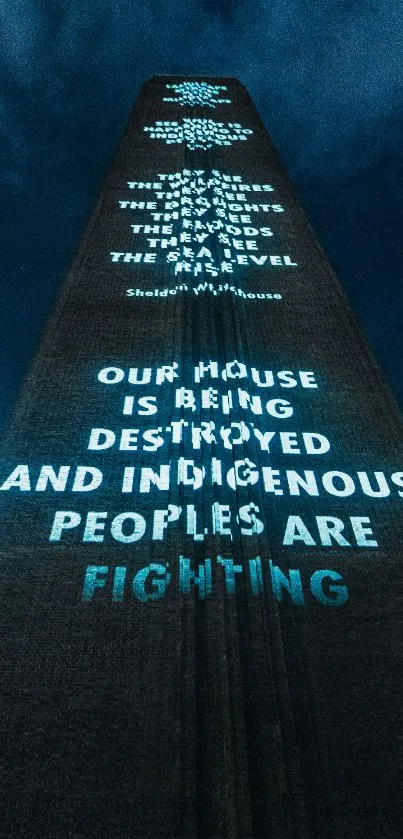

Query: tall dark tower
[1,76,402,838]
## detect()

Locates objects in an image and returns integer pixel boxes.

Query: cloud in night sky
[0,0,402,426]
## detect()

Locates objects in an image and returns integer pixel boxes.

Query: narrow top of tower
[146,74,243,85]
[137,75,247,113]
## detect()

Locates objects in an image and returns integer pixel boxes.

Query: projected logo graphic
[111,168,297,287]
[143,119,252,150]
[163,82,231,108]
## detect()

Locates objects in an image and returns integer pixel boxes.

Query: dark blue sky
[1,0,402,430]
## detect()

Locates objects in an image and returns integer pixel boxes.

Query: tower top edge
[143,74,244,86]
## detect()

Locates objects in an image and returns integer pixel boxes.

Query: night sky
[1,0,402,431]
